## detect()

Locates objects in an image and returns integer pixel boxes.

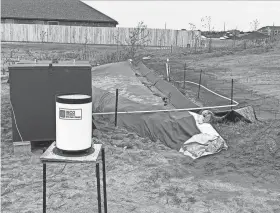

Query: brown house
[1,0,118,27]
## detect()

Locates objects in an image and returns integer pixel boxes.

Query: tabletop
[40,142,102,163]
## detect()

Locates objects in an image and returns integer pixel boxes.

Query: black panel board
[9,64,92,142]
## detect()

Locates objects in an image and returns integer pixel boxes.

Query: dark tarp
[215,105,257,123]
[92,87,201,150]
[135,62,199,109]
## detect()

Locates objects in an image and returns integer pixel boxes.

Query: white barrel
[56,94,92,152]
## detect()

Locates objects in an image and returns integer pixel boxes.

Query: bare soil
[1,42,280,213]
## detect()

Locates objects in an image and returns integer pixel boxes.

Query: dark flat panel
[9,65,92,142]
[10,67,52,141]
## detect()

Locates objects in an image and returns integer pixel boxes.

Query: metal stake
[115,89,119,127]
[102,148,108,213]
[43,163,46,213]
[198,69,202,99]
[183,63,186,89]
[169,65,171,82]
[96,163,102,213]
[231,79,234,110]
[166,58,169,81]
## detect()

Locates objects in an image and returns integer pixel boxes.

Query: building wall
[1,18,117,27]
[258,27,280,36]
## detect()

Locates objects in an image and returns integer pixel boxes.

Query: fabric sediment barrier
[91,60,234,158]
[136,62,199,109]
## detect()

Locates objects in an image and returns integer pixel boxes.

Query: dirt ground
[1,42,280,213]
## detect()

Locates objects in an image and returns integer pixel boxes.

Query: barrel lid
[56,94,92,104]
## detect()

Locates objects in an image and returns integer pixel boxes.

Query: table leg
[96,163,102,213]
[43,163,46,213]
[102,148,108,213]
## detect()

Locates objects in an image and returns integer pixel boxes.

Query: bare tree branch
[201,16,214,53]
[115,21,151,61]
[250,19,260,31]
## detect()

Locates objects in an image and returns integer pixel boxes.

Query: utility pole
[224,22,225,32]
[165,22,166,30]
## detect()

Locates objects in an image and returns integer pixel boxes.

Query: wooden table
[40,142,107,213]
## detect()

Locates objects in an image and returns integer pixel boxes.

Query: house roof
[258,26,280,31]
[1,0,118,24]
[240,31,269,40]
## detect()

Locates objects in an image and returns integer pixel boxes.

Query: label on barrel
[59,108,82,120]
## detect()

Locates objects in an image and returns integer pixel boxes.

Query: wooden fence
[1,24,201,47]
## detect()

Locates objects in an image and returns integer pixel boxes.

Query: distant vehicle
[220,36,229,40]
[218,32,235,39]
[142,56,151,60]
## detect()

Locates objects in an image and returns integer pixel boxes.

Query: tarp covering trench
[91,61,230,158]
[92,87,201,151]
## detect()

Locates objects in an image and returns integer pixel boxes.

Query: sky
[84,1,280,31]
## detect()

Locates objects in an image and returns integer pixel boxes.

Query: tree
[189,23,199,53]
[189,23,196,31]
[250,19,260,31]
[82,28,89,60]
[116,21,151,62]
[232,27,238,48]
[201,16,213,32]
[201,16,214,53]
[40,31,47,43]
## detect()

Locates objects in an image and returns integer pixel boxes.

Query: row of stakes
[113,60,235,127]
[166,59,280,119]
[166,59,235,108]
